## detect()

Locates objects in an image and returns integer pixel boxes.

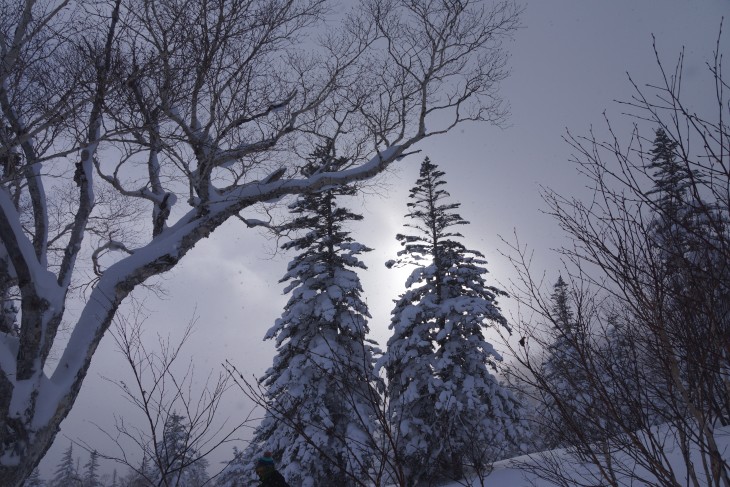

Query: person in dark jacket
[254,452,291,487]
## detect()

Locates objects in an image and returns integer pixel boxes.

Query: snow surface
[435,424,730,487]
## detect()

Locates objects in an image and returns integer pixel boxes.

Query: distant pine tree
[380,157,521,484]
[647,128,688,223]
[542,276,580,391]
[82,450,100,487]
[51,443,79,487]
[538,275,596,447]
[246,142,380,487]
[109,469,119,487]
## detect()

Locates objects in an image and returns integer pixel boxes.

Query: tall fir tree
[380,157,521,484]
[245,142,380,487]
[645,127,730,424]
[597,127,699,430]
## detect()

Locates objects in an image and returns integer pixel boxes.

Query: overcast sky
[39,0,727,479]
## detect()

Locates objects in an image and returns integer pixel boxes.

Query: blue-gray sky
[40,0,727,480]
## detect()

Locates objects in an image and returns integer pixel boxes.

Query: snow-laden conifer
[380,157,521,483]
[245,143,380,487]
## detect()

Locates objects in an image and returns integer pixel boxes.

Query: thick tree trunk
[0,421,60,487]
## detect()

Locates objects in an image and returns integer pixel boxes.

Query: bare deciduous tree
[503,30,730,487]
[81,308,251,487]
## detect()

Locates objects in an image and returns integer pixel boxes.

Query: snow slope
[439,425,730,487]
